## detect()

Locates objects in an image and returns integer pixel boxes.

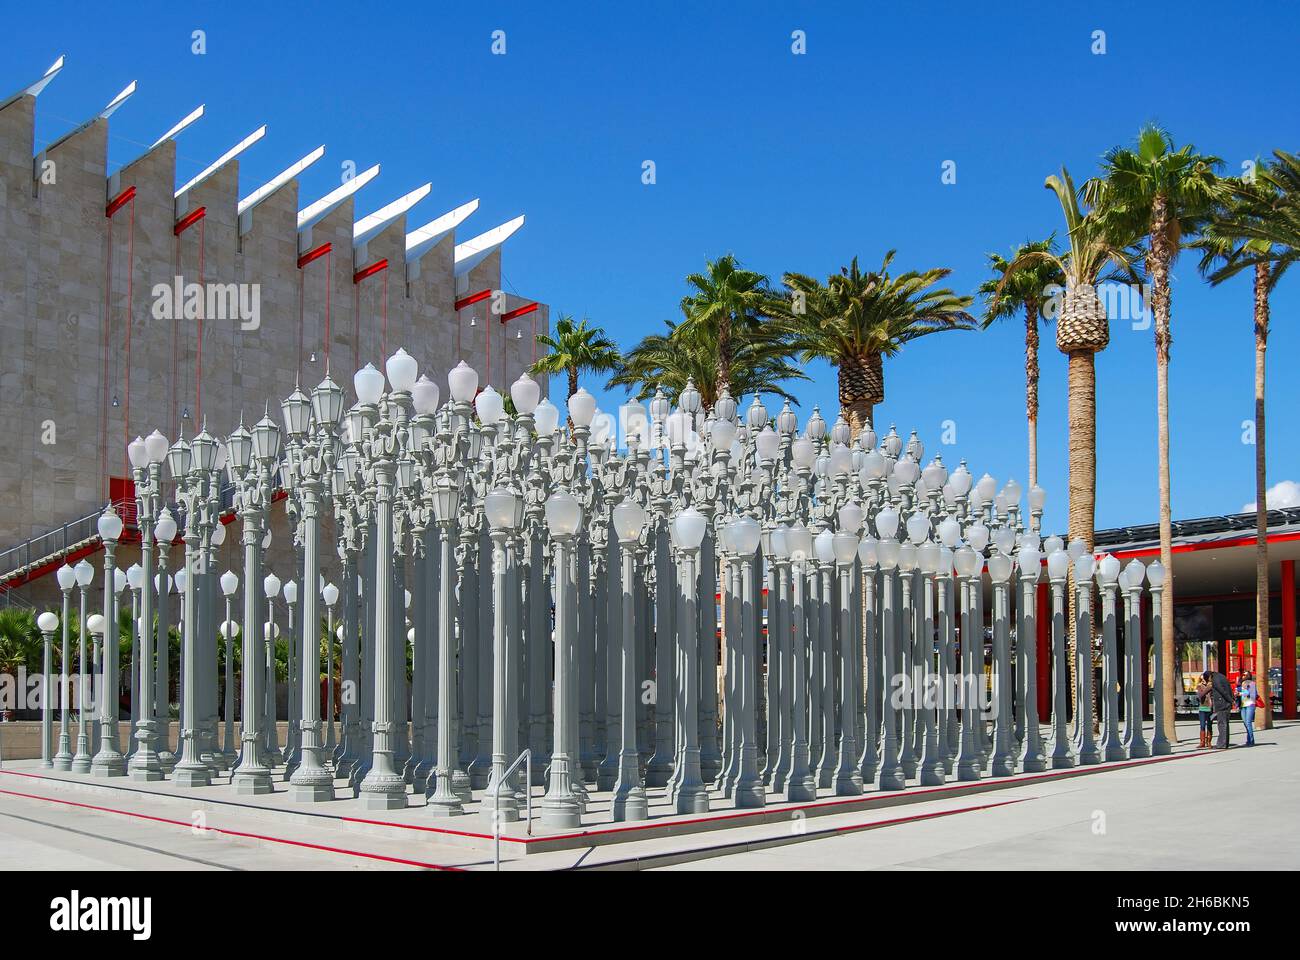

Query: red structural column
[1036,582,1050,719]
[1141,592,1151,720]
[1283,559,1297,719]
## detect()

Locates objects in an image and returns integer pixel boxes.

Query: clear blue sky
[10,0,1299,535]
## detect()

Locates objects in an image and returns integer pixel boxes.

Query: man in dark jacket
[1204,670,1235,749]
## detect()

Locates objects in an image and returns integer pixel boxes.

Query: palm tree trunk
[1065,349,1098,730]
[1253,261,1273,729]
[1150,199,1177,743]
[838,351,884,442]
[717,313,732,398]
[1025,302,1040,488]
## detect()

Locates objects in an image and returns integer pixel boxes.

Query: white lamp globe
[126,564,144,591]
[86,613,106,635]
[858,535,878,568]
[918,541,941,575]
[672,508,708,551]
[786,522,813,562]
[987,553,1013,583]
[861,449,886,480]
[993,526,1016,556]
[568,388,596,428]
[56,564,77,591]
[1044,534,1065,556]
[767,524,789,560]
[938,515,961,548]
[385,347,419,393]
[906,510,930,545]
[613,500,647,542]
[412,375,441,416]
[144,429,170,464]
[875,505,900,541]
[211,521,226,547]
[967,522,990,554]
[829,444,852,476]
[953,546,979,579]
[264,622,280,640]
[475,385,505,426]
[711,417,738,453]
[484,488,519,531]
[1074,553,1096,583]
[755,426,780,462]
[1067,538,1088,561]
[976,473,997,503]
[1097,553,1121,585]
[729,516,762,556]
[534,398,560,435]
[220,570,238,596]
[154,510,177,544]
[263,572,281,598]
[128,435,149,469]
[322,582,340,607]
[1047,549,1071,580]
[448,361,479,404]
[1003,478,1022,506]
[792,436,816,471]
[353,362,385,405]
[838,502,864,535]
[545,490,583,537]
[814,528,836,565]
[37,611,59,634]
[898,543,919,573]
[1017,545,1041,578]
[283,580,298,604]
[114,569,127,594]
[832,531,858,565]
[510,373,540,415]
[98,507,124,543]
[875,538,900,570]
[1124,559,1146,588]
[1028,484,1047,511]
[1147,561,1166,588]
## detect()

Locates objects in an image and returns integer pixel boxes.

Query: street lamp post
[91,504,126,777]
[38,612,59,767]
[53,565,76,770]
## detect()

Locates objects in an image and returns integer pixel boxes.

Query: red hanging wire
[381,270,388,362]
[171,235,180,439]
[324,248,332,374]
[196,218,205,425]
[101,214,113,503]
[297,266,305,383]
[123,197,135,482]
[353,285,360,374]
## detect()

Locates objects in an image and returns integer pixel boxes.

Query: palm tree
[530,314,623,410]
[610,310,807,410]
[1194,150,1300,729]
[998,169,1135,722]
[1086,125,1225,742]
[677,254,772,398]
[979,238,1064,487]
[768,254,975,438]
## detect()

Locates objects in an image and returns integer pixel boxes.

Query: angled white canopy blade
[238,145,324,215]
[405,198,479,262]
[1,54,66,112]
[354,182,431,247]
[297,163,379,231]
[453,214,525,277]
[100,80,136,119]
[175,124,266,198]
[150,104,205,150]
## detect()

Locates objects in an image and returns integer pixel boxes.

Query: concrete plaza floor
[0,719,1292,870]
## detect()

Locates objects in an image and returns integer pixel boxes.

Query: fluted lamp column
[91,505,127,777]
[611,498,650,821]
[542,490,584,828]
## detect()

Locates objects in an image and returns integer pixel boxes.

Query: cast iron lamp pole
[1046,546,1075,769]
[611,498,650,820]
[91,504,126,777]
[1148,562,1171,755]
[53,565,76,770]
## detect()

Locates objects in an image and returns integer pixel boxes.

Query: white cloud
[1243,479,1300,513]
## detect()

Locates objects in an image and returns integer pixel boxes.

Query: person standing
[1194,673,1214,748]
[1237,671,1261,747]
[1204,669,1234,749]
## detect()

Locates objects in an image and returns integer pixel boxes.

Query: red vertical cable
[196,219,205,425]
[353,286,360,374]
[485,309,490,386]
[123,198,135,482]
[101,214,113,503]
[297,267,305,383]
[381,271,388,362]
[171,235,180,439]
[324,248,332,374]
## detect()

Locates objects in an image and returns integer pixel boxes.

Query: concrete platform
[0,719,1231,869]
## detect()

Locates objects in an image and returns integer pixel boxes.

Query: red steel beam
[353,259,388,284]
[105,185,136,218]
[500,301,538,324]
[173,206,206,236]
[454,288,493,311]
[297,241,331,269]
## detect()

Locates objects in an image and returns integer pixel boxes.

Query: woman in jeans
[1238,671,1261,747]
[1195,674,1214,748]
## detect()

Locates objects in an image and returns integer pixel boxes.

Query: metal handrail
[491,748,532,872]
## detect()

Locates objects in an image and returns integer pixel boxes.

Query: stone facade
[0,91,549,599]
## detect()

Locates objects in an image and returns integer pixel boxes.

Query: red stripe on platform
[0,785,464,871]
